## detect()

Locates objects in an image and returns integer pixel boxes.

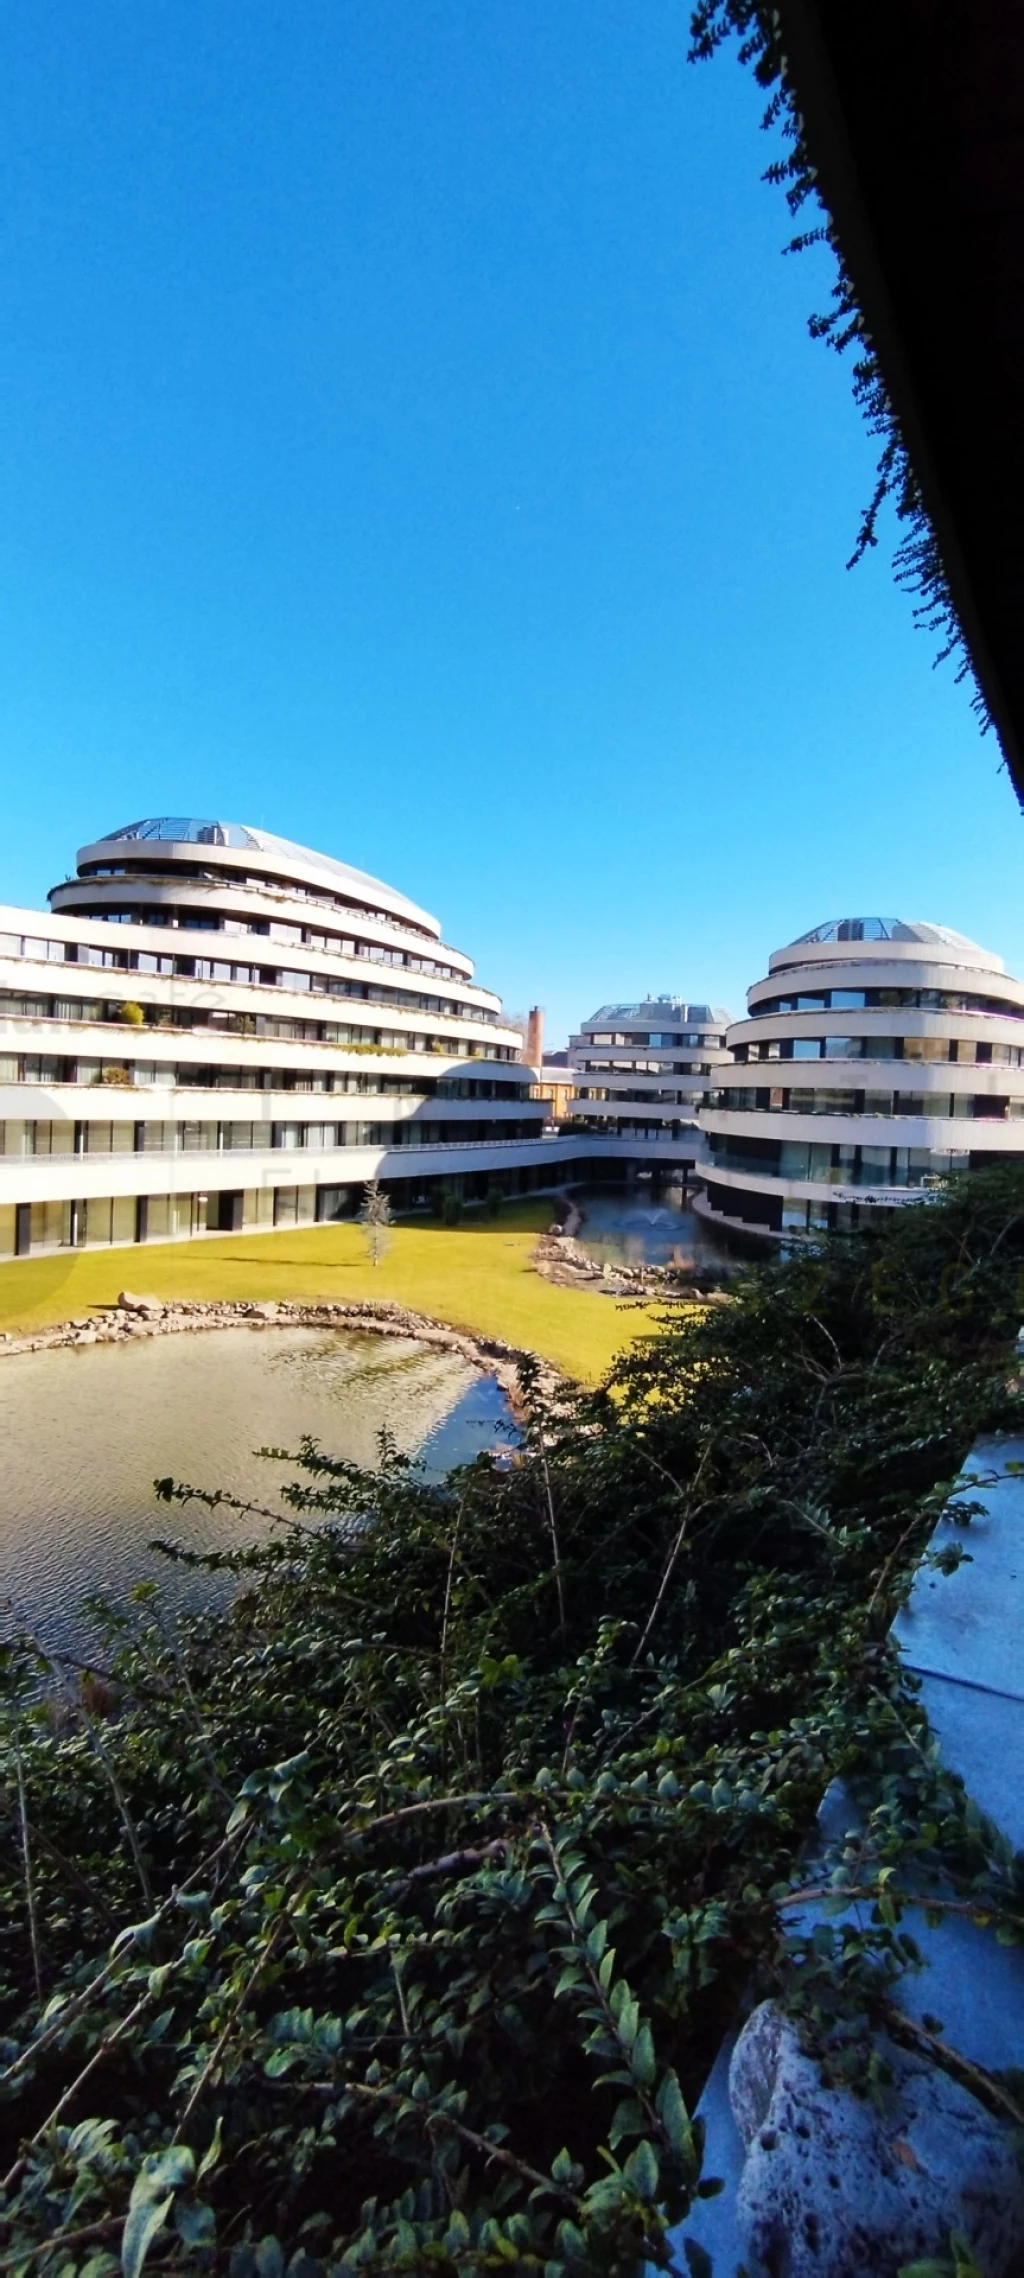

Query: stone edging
[0,1293,567,1415]
[533,1196,732,1301]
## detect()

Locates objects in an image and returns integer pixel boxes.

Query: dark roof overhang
[771,0,1024,804]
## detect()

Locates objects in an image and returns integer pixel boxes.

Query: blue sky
[1,1,1019,1044]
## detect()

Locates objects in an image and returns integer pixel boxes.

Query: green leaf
[609,2096,646,2149]
[623,2138,659,2201]
[656,2067,693,2160]
[176,2200,216,2247]
[609,1981,639,2048]
[197,2116,223,2182]
[131,2147,196,2201]
[67,2117,119,2163]
[121,2191,174,2278]
[630,2021,656,2089]
[121,2150,195,2278]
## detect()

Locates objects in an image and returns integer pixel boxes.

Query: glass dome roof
[792,918,986,951]
[101,818,262,850]
[583,999,732,1027]
[92,818,438,934]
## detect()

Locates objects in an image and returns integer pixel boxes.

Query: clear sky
[1,1,1020,1045]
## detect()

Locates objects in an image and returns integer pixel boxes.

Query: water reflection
[0,1327,509,1658]
[575,1182,736,1272]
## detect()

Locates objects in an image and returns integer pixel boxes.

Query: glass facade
[700,918,1024,1240]
[0,820,571,1259]
[566,996,733,1152]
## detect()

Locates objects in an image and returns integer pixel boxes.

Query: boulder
[730,2001,1024,2278]
[116,1291,163,1316]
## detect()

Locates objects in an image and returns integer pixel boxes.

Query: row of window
[0,934,494,1023]
[749,987,1024,1020]
[573,1089,704,1107]
[567,1118,696,1141]
[50,888,463,975]
[732,1035,1024,1066]
[712,1087,1024,1120]
[700,1178,917,1236]
[708,1134,969,1188]
[1,1113,545,1159]
[2,1157,574,1259]
[573,1059,712,1077]
[0,994,514,1058]
[73,860,441,950]
[582,1029,723,1049]
[0,1051,528,1095]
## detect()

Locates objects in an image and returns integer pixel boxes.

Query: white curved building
[697,917,1024,1239]
[566,996,733,1161]
[0,817,562,1260]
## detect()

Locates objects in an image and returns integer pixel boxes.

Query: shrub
[4,1170,1024,2272]
[441,1189,463,1226]
[117,1000,145,1026]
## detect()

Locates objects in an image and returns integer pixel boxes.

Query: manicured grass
[0,1201,664,1382]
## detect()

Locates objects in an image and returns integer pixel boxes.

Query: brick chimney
[524,1006,544,1069]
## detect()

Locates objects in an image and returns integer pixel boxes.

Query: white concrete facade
[0,817,568,1260]
[565,996,733,1163]
[697,918,1024,1239]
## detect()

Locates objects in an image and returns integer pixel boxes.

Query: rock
[730,2001,1024,2278]
[116,1291,163,1315]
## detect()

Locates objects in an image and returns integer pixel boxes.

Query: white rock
[116,1291,163,1315]
[730,2001,1024,2278]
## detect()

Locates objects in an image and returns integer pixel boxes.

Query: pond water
[0,1328,510,1659]
[574,1182,737,1272]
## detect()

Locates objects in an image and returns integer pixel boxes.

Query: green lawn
[0,1201,664,1382]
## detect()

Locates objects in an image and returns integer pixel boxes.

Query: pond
[574,1181,738,1272]
[0,1327,510,1659]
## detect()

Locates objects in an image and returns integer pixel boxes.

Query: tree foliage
[4,1172,1024,2272]
[358,1181,393,1269]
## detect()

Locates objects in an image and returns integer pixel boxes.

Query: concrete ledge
[662,1435,1024,2274]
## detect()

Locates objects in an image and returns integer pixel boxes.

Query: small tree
[359,1177,393,1267]
[118,1000,145,1026]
